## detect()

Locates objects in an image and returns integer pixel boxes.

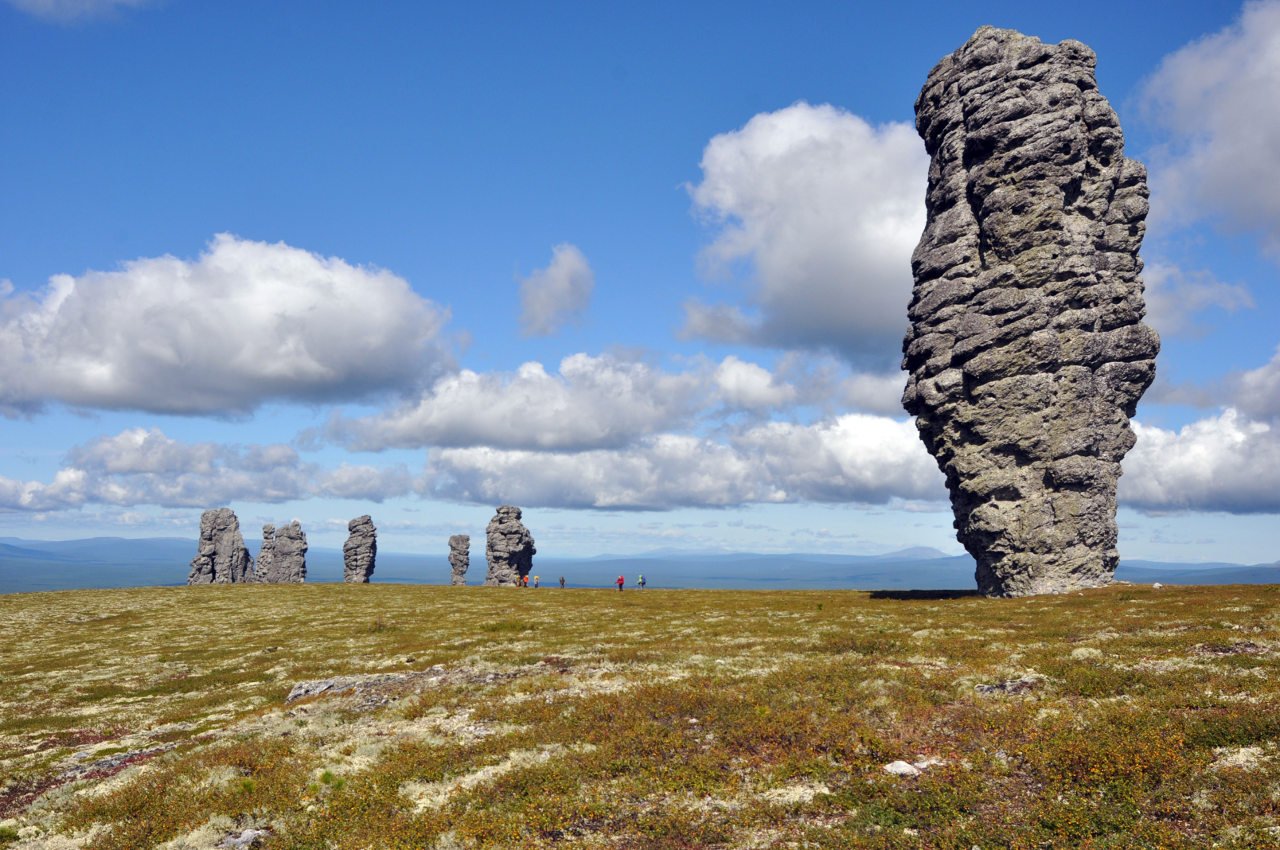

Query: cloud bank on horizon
[1,0,1277,560]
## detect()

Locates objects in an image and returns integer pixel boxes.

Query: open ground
[3,582,1280,848]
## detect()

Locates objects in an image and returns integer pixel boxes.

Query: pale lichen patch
[400,743,593,812]
[760,781,830,805]
[152,815,240,850]
[1211,745,1268,771]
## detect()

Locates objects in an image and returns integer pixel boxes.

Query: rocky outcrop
[903,27,1159,597]
[343,515,377,583]
[449,534,470,585]
[255,521,307,583]
[188,508,253,584]
[484,506,535,586]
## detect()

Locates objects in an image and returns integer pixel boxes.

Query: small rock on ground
[883,760,921,777]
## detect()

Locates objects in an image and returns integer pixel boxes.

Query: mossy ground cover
[3,582,1280,848]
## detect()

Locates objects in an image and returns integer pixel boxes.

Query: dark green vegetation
[3,583,1280,848]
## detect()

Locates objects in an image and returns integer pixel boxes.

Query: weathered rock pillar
[255,524,276,583]
[343,515,377,583]
[903,27,1159,596]
[449,534,470,585]
[188,508,253,584]
[255,521,307,583]
[484,506,536,586]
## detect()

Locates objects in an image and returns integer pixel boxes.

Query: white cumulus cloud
[329,350,911,453]
[765,352,907,417]
[0,468,89,512]
[1144,342,1280,415]
[713,356,797,411]
[734,415,943,505]
[0,428,414,511]
[518,243,594,336]
[423,436,768,510]
[1121,409,1280,513]
[0,234,451,416]
[835,371,908,417]
[684,102,927,363]
[1142,0,1280,256]
[1235,345,1280,421]
[66,428,222,475]
[422,413,944,510]
[329,353,708,451]
[317,464,417,502]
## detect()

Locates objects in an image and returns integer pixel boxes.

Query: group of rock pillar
[445,506,537,586]
[187,509,378,585]
[187,505,536,587]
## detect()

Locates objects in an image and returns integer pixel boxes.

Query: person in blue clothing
[637,573,647,589]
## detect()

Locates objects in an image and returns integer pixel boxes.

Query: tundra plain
[3,583,1280,848]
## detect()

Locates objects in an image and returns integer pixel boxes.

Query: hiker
[522,574,529,588]
[559,576,565,589]
[637,573,646,589]
[616,575,624,592]
[533,575,540,588]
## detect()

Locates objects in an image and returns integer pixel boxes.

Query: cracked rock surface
[188,508,253,584]
[903,27,1159,597]
[484,506,535,586]
[343,515,377,583]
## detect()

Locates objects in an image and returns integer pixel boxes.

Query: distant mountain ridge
[0,536,1275,595]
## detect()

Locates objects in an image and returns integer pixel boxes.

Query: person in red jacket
[616,575,624,592]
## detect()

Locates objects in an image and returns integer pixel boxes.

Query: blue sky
[2,0,1277,564]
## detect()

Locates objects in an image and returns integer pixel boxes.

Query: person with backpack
[559,576,565,589]
[637,573,646,589]
[616,575,624,592]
